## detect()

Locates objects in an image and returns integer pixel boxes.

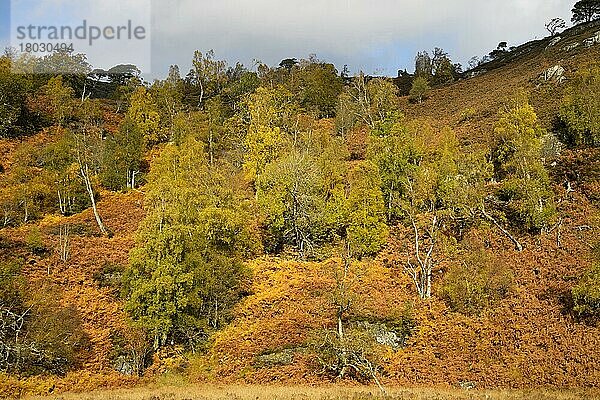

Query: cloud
[149,0,573,77]
[6,0,575,77]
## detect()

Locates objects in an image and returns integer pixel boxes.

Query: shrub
[559,65,600,147]
[498,175,557,232]
[25,227,46,256]
[310,326,387,385]
[0,260,89,376]
[572,264,600,322]
[409,77,430,104]
[109,325,152,376]
[492,94,557,232]
[93,262,125,295]
[458,107,476,123]
[441,246,513,315]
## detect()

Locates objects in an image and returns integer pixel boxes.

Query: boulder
[459,381,477,390]
[546,36,561,50]
[254,348,295,367]
[354,321,408,349]
[584,31,600,47]
[113,355,134,375]
[562,43,580,52]
[541,65,566,83]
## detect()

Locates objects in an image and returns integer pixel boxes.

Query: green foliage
[124,138,260,350]
[25,227,46,256]
[256,129,350,255]
[367,120,413,221]
[101,118,145,191]
[496,176,556,232]
[441,244,513,315]
[38,133,90,215]
[336,75,400,131]
[559,65,600,146]
[190,50,228,104]
[0,259,24,310]
[257,150,341,255]
[0,143,58,226]
[414,48,460,85]
[242,85,299,181]
[572,264,600,322]
[369,119,488,298]
[42,76,75,127]
[32,50,91,78]
[409,77,430,104]
[414,51,433,78]
[292,59,343,118]
[345,162,388,258]
[369,119,483,224]
[127,87,164,146]
[255,122,387,259]
[0,56,34,138]
[492,95,556,232]
[222,66,260,111]
[150,65,185,138]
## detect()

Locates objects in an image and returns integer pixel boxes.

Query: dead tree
[315,256,387,395]
[481,204,523,252]
[404,212,438,299]
[57,224,70,264]
[73,126,110,237]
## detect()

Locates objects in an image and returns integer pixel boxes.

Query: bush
[498,176,557,232]
[559,65,600,147]
[408,77,430,104]
[0,260,89,376]
[310,326,387,385]
[25,227,46,256]
[109,325,152,376]
[572,264,600,322]
[492,95,557,232]
[93,262,125,295]
[441,246,513,315]
[458,107,476,123]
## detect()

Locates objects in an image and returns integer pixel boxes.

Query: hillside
[401,21,600,143]
[1,22,600,398]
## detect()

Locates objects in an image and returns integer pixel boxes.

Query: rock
[545,36,561,50]
[254,348,295,367]
[541,65,565,83]
[113,355,134,375]
[562,42,580,52]
[459,381,477,390]
[355,321,408,349]
[584,31,600,47]
[467,70,486,78]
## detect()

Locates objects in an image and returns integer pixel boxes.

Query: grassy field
[23,385,600,400]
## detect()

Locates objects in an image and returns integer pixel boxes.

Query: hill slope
[1,23,600,395]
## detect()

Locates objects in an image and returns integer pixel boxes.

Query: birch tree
[72,99,110,236]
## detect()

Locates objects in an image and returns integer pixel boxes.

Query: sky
[0,0,575,79]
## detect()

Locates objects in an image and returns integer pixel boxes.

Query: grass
[23,385,600,400]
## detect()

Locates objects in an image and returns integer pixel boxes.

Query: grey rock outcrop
[541,65,566,83]
[546,36,561,50]
[562,42,580,52]
[584,31,600,47]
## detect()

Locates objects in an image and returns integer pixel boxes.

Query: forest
[1,3,600,398]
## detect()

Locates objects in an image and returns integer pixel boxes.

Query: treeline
[1,48,599,379]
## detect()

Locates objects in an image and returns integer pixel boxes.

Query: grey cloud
[20,0,574,77]
[148,0,573,78]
